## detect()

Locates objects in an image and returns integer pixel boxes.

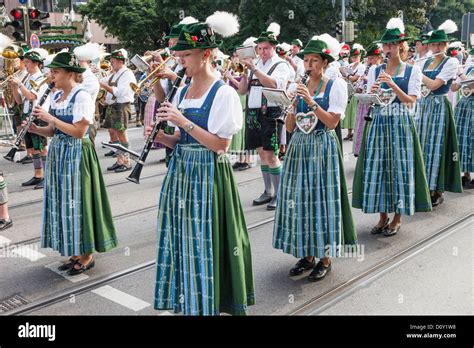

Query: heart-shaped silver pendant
[461,85,473,98]
[421,84,431,98]
[295,111,318,134]
[378,87,396,106]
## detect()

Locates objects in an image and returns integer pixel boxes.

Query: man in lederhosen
[10,50,50,189]
[100,49,137,173]
[239,23,291,210]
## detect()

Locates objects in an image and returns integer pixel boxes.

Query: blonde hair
[399,41,409,61]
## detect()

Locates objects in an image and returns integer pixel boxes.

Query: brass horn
[129,56,177,95]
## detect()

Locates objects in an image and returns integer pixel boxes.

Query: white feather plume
[206,11,239,38]
[312,33,341,59]
[74,42,103,61]
[386,17,405,33]
[31,48,49,60]
[179,16,198,25]
[438,19,457,34]
[119,48,128,60]
[266,22,281,37]
[448,41,463,48]
[352,43,364,51]
[0,33,13,50]
[243,37,257,47]
[280,42,292,52]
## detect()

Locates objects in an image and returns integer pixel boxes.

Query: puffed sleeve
[408,64,422,97]
[272,61,292,90]
[366,65,377,92]
[327,78,348,115]
[436,58,459,84]
[355,63,366,76]
[207,85,243,139]
[72,91,95,124]
[167,86,185,129]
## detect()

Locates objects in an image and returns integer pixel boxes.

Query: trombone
[30,76,49,91]
[129,56,177,95]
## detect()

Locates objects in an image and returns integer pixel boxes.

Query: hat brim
[164,34,179,39]
[297,50,335,63]
[377,37,411,44]
[254,38,279,45]
[46,62,86,73]
[422,38,455,44]
[170,40,222,52]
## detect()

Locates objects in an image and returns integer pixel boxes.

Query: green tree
[426,0,474,40]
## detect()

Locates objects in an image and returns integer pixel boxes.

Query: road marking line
[10,245,46,261]
[159,311,174,316]
[44,262,89,283]
[0,235,11,248]
[91,285,150,312]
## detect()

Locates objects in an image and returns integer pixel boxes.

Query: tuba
[1,48,22,107]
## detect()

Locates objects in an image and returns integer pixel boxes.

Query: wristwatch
[184,122,195,133]
[311,102,319,112]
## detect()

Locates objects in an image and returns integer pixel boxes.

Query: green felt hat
[350,45,365,57]
[366,42,383,57]
[446,47,460,58]
[297,39,335,62]
[414,33,430,43]
[170,23,222,51]
[292,39,303,47]
[108,49,127,61]
[469,47,474,55]
[46,52,86,73]
[21,50,43,63]
[422,29,454,44]
[164,23,185,39]
[378,28,410,43]
[254,31,279,45]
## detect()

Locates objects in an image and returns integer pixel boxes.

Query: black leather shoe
[0,218,13,231]
[238,163,251,171]
[253,191,273,206]
[67,258,95,276]
[370,219,390,235]
[114,164,132,173]
[267,196,277,210]
[383,223,401,237]
[58,258,78,271]
[307,260,331,282]
[34,180,44,190]
[289,257,316,276]
[232,162,243,170]
[465,180,474,190]
[22,177,43,186]
[17,155,32,164]
[431,194,444,207]
[104,150,116,157]
[461,176,471,187]
[107,162,121,171]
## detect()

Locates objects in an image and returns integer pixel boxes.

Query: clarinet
[126,68,186,184]
[365,54,389,122]
[4,82,55,162]
[276,70,310,124]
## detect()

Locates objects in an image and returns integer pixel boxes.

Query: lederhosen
[23,74,48,151]
[12,72,29,133]
[245,61,285,153]
[103,69,131,131]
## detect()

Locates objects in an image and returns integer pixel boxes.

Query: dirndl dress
[414,58,462,193]
[273,80,357,259]
[154,80,255,316]
[454,66,474,173]
[144,94,163,150]
[41,88,118,256]
[353,100,370,156]
[352,64,432,215]
[341,94,358,129]
[229,94,247,154]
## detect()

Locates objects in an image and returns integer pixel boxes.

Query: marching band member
[74,43,101,143]
[239,22,292,210]
[352,18,432,237]
[224,47,253,171]
[149,13,254,315]
[10,49,50,190]
[415,20,463,207]
[0,172,12,231]
[273,34,357,281]
[28,52,118,275]
[341,43,365,141]
[413,33,432,70]
[100,49,137,173]
[447,42,464,108]
[451,47,474,189]
[353,42,383,157]
[286,39,305,81]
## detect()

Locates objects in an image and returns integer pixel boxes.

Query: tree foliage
[79,0,468,54]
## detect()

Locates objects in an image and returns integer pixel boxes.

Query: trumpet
[129,56,177,94]
[30,76,49,91]
[0,69,28,88]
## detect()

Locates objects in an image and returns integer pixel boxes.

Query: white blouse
[367,63,422,98]
[455,65,474,85]
[51,86,95,124]
[171,78,243,139]
[287,78,348,116]
[423,57,459,84]
[351,62,366,76]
